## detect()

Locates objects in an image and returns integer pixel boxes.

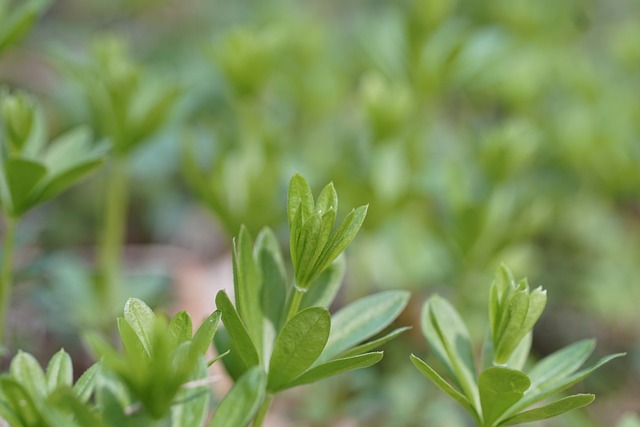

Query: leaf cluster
[411,265,625,426]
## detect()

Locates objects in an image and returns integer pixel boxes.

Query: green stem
[253,394,274,427]
[0,216,17,345]
[97,157,129,305]
[285,286,305,322]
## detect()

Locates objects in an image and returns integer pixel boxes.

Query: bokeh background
[1,0,639,425]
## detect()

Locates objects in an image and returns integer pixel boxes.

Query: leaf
[213,327,247,381]
[191,310,221,356]
[123,297,156,357]
[527,339,595,391]
[501,394,595,425]
[268,307,330,392]
[36,158,104,204]
[320,290,409,362]
[410,354,479,422]
[215,291,259,370]
[117,317,149,367]
[209,367,267,427]
[171,359,210,427]
[494,290,529,364]
[9,350,47,400]
[232,225,263,355]
[0,0,51,54]
[4,156,47,216]
[507,352,625,416]
[255,227,287,331]
[0,377,43,426]
[479,367,530,426]
[341,326,411,358]
[73,362,100,403]
[300,256,345,310]
[287,172,314,226]
[422,295,479,409]
[168,311,193,350]
[285,352,383,389]
[314,205,368,274]
[294,212,323,285]
[48,386,106,427]
[46,349,73,393]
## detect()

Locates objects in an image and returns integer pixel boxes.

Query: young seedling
[411,264,625,426]
[212,173,410,426]
[0,90,107,344]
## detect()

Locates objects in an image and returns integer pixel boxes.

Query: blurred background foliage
[1,0,639,425]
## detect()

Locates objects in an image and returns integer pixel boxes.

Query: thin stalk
[285,286,305,322]
[97,157,129,304]
[252,394,274,427]
[0,216,17,344]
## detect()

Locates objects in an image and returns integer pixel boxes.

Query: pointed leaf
[0,0,51,54]
[191,310,221,356]
[0,377,43,426]
[294,212,323,285]
[341,326,411,358]
[4,156,47,216]
[209,367,266,427]
[479,367,530,426]
[314,205,368,273]
[421,295,478,407]
[268,307,330,392]
[410,354,479,421]
[168,311,193,350]
[123,297,155,357]
[9,350,47,400]
[501,394,595,425]
[232,226,263,354]
[73,362,100,403]
[494,290,529,364]
[527,339,594,390]
[213,326,248,381]
[46,349,73,393]
[117,316,149,366]
[300,256,345,310]
[287,173,314,226]
[255,227,287,331]
[320,290,409,362]
[36,158,104,204]
[171,359,210,427]
[48,386,106,427]
[215,291,259,370]
[315,182,338,215]
[286,352,383,389]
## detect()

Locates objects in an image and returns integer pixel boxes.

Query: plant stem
[97,157,129,305]
[253,394,274,427]
[0,216,17,344]
[285,286,305,322]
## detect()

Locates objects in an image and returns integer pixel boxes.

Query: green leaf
[36,158,104,204]
[501,394,595,425]
[479,367,530,426]
[9,350,47,400]
[4,156,47,216]
[168,311,193,350]
[171,359,210,427]
[73,362,100,403]
[213,327,247,381]
[341,326,411,358]
[507,352,625,415]
[48,386,106,427]
[314,205,368,274]
[0,0,50,54]
[300,256,345,310]
[410,354,479,422]
[117,317,149,367]
[0,377,43,426]
[494,290,529,364]
[286,352,383,389]
[268,307,330,392]
[255,227,287,331]
[46,349,73,393]
[527,339,594,391]
[315,182,338,215]
[123,297,156,357]
[209,367,266,427]
[191,310,221,356]
[294,212,323,286]
[233,225,263,355]
[320,290,409,362]
[519,286,546,337]
[422,295,479,409]
[287,172,314,226]
[215,291,259,370]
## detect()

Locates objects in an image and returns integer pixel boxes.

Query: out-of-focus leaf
[341,326,411,358]
[123,298,155,357]
[191,310,221,356]
[168,311,193,350]
[73,362,100,403]
[171,359,210,427]
[209,367,266,427]
[4,156,46,216]
[501,394,595,425]
[0,0,51,54]
[9,350,47,400]
[46,349,73,393]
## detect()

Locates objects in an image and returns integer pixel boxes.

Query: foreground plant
[212,173,410,426]
[0,90,106,344]
[411,264,625,426]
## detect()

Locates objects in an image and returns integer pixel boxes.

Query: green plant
[0,0,50,56]
[411,264,625,426]
[0,90,106,344]
[212,173,410,426]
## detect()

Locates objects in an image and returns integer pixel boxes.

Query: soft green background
[1,0,638,425]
